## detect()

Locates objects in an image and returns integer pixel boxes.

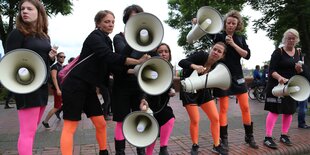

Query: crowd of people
[0,1,309,155]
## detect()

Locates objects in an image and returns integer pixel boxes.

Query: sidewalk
[0,93,310,155]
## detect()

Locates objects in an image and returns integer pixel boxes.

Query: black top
[66,29,126,87]
[5,29,54,109]
[50,62,63,90]
[211,32,251,97]
[178,51,215,106]
[264,47,303,114]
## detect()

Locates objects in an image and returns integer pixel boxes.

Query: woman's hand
[168,88,176,97]
[49,48,57,60]
[138,54,151,64]
[278,76,288,85]
[225,35,235,46]
[140,99,149,111]
[191,64,206,74]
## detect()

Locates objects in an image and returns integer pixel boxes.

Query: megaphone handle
[204,73,209,89]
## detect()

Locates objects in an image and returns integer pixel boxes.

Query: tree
[0,0,74,50]
[247,0,310,68]
[166,0,247,55]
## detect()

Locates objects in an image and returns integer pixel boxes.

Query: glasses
[58,56,66,58]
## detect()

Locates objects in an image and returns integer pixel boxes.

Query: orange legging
[219,93,251,126]
[185,100,220,146]
[61,116,107,155]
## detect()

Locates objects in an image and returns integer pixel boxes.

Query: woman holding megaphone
[59,10,150,155]
[4,0,57,154]
[263,28,308,149]
[178,42,228,155]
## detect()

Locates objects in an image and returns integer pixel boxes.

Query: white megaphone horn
[124,12,164,52]
[122,109,159,147]
[0,49,47,94]
[134,57,173,95]
[272,75,310,101]
[187,6,224,43]
[181,63,231,93]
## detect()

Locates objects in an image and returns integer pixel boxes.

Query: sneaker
[280,134,292,146]
[190,144,199,155]
[212,144,228,155]
[264,137,277,149]
[298,124,310,129]
[4,104,14,109]
[42,121,50,128]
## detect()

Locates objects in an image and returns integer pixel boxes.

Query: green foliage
[166,0,247,55]
[0,0,74,50]
[247,0,310,68]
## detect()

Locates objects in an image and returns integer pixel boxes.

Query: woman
[178,42,228,155]
[211,10,258,149]
[145,43,176,155]
[60,10,149,155]
[111,5,154,155]
[263,28,305,149]
[5,0,57,154]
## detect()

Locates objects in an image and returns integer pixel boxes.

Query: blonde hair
[223,10,244,32]
[281,28,300,45]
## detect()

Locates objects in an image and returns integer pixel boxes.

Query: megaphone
[181,63,231,93]
[0,49,47,94]
[122,109,159,147]
[272,75,310,101]
[187,6,224,43]
[124,12,164,52]
[134,57,173,95]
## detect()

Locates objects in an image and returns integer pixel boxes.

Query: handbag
[58,53,94,84]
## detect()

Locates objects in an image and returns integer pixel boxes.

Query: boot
[220,125,228,150]
[115,139,125,155]
[136,147,146,155]
[99,149,109,155]
[190,144,199,155]
[159,146,169,155]
[244,122,259,149]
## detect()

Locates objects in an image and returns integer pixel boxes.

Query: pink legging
[265,112,292,137]
[115,122,125,140]
[17,106,46,155]
[146,118,175,155]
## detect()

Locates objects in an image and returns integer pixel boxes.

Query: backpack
[58,53,94,84]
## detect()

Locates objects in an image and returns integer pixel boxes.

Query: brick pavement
[0,93,310,155]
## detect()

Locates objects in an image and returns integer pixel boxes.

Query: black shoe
[190,144,199,155]
[264,137,277,149]
[245,135,259,149]
[99,149,109,155]
[159,146,169,155]
[212,144,228,155]
[220,138,228,150]
[298,124,310,129]
[136,147,145,155]
[55,110,61,119]
[42,121,50,128]
[280,134,292,146]
[4,104,14,109]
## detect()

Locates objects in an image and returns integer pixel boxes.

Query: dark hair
[16,0,49,38]
[56,52,64,57]
[213,41,227,55]
[94,10,114,28]
[156,43,172,62]
[122,4,143,24]
[68,57,75,63]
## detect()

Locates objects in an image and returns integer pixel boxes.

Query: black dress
[211,32,251,97]
[178,51,214,106]
[5,29,54,110]
[264,47,301,114]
